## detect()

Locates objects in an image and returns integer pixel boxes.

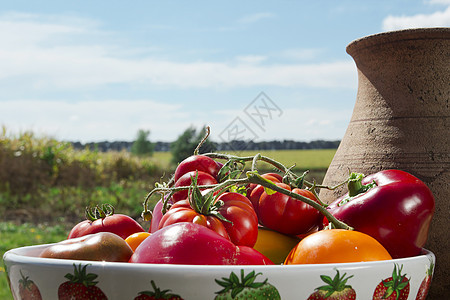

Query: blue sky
[1,0,449,144]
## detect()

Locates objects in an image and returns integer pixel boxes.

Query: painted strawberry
[18,270,42,300]
[373,264,410,300]
[134,280,183,300]
[58,264,107,300]
[307,269,356,300]
[214,269,281,299]
[415,261,434,300]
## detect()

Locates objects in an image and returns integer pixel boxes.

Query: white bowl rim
[3,243,435,271]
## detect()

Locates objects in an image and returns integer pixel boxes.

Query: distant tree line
[71,139,340,153]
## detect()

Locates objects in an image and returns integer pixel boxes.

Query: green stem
[204,152,330,191]
[251,153,261,171]
[203,152,286,172]
[208,177,249,195]
[194,126,211,155]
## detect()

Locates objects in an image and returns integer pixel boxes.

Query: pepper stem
[347,172,377,197]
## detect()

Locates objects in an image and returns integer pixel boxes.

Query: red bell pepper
[326,169,435,258]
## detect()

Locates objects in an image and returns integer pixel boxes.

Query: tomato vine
[141,145,353,231]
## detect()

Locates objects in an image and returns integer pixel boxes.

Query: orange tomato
[284,229,392,265]
[125,232,151,252]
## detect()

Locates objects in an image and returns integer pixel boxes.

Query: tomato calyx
[85,204,115,221]
[217,157,246,182]
[338,172,378,207]
[282,169,308,189]
[187,172,232,224]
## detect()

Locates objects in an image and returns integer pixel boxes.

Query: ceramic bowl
[3,244,434,300]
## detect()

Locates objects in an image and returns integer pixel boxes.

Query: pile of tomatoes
[41,152,435,267]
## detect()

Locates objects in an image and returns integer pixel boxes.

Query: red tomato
[149,197,173,233]
[246,172,282,198]
[173,155,221,182]
[68,206,145,240]
[235,245,275,265]
[159,192,258,247]
[158,199,230,240]
[216,192,259,247]
[130,222,273,265]
[248,173,282,216]
[257,183,322,235]
[171,170,218,203]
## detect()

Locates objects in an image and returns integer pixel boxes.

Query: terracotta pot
[319,27,450,299]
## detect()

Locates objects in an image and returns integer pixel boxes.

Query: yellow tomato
[125,232,151,252]
[253,226,300,264]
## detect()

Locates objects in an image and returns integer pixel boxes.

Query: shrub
[0,128,164,195]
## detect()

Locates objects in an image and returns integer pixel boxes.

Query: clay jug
[319,28,449,299]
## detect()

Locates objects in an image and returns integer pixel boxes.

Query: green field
[220,149,336,170]
[1,223,69,299]
[152,148,336,171]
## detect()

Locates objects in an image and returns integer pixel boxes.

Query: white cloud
[279,48,325,61]
[0,12,355,91]
[382,6,450,30]
[235,55,268,64]
[0,98,352,143]
[0,12,356,143]
[0,99,186,142]
[210,106,352,144]
[237,12,276,24]
[427,0,450,4]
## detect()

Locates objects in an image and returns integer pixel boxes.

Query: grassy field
[220,149,335,170]
[0,146,336,299]
[1,223,69,299]
[153,148,336,179]
[152,148,336,169]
